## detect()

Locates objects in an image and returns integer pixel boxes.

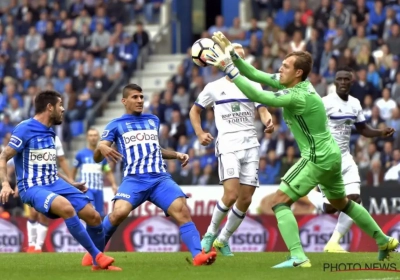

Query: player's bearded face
[52,99,64,125]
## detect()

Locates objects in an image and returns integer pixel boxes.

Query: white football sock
[218,204,245,243]
[307,188,325,211]
[35,223,48,250]
[207,200,230,235]
[27,220,38,246]
[329,212,353,244]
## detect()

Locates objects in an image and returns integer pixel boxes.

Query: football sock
[273,204,307,260]
[27,220,37,246]
[64,215,100,264]
[329,212,353,244]
[218,204,245,243]
[103,214,118,246]
[207,200,230,235]
[35,223,48,250]
[342,201,388,246]
[179,222,202,258]
[307,189,324,212]
[86,224,105,252]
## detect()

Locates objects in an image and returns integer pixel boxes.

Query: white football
[191,38,221,67]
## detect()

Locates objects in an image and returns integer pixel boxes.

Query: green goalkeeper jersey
[232,59,340,169]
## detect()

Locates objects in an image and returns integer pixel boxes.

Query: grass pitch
[1,252,400,280]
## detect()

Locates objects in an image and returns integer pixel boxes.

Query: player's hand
[381,127,395,137]
[176,152,189,167]
[72,181,88,193]
[99,144,123,163]
[264,119,274,133]
[198,132,214,146]
[206,47,239,79]
[0,182,14,204]
[212,31,239,60]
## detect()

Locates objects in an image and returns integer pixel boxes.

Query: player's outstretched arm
[234,58,285,90]
[0,146,17,203]
[355,122,395,138]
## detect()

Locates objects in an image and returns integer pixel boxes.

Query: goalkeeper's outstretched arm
[232,75,305,112]
[234,58,285,90]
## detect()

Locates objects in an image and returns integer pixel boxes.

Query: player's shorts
[86,189,105,217]
[280,157,346,202]
[19,179,92,219]
[113,172,187,215]
[218,146,260,187]
[319,153,361,204]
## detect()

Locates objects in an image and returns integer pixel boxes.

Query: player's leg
[26,206,39,252]
[202,152,240,253]
[150,177,217,266]
[215,148,259,256]
[321,161,399,261]
[271,159,319,268]
[324,158,362,252]
[34,213,49,252]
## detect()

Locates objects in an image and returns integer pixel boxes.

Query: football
[191,38,220,67]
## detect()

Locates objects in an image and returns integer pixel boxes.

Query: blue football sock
[86,224,105,252]
[65,215,100,264]
[180,222,202,258]
[103,215,118,246]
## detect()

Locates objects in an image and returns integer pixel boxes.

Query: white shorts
[320,153,361,204]
[218,146,260,187]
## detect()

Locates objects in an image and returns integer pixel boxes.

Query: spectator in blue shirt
[274,0,295,30]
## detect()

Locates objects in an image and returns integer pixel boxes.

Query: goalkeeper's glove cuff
[225,65,239,80]
[231,50,240,61]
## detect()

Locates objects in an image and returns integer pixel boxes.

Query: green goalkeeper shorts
[279,157,346,202]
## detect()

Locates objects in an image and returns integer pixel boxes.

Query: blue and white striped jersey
[101,114,167,176]
[8,118,58,191]
[73,148,109,190]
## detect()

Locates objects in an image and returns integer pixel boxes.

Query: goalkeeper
[206,32,399,268]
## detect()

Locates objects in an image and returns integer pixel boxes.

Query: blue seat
[70,120,84,137]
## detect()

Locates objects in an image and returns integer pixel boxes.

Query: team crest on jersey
[148,119,156,128]
[9,136,22,148]
[231,102,241,112]
[101,130,109,138]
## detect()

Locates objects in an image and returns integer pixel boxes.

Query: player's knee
[60,204,76,218]
[347,194,361,204]
[86,209,102,226]
[168,198,191,225]
[109,208,129,225]
[323,203,338,214]
[222,190,238,207]
[237,194,252,209]
[271,190,293,210]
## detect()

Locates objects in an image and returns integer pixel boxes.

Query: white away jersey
[323,94,366,155]
[195,77,265,155]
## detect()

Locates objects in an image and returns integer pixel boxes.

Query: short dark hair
[285,51,313,81]
[34,90,62,114]
[122,83,143,98]
[336,66,354,73]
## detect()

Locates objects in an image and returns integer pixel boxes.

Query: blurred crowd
[145,0,400,186]
[0,0,159,150]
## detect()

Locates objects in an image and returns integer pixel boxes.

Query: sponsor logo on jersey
[122,130,159,148]
[123,216,180,252]
[45,220,86,252]
[231,102,241,112]
[148,119,156,128]
[29,149,57,165]
[219,216,274,252]
[9,136,22,148]
[0,219,24,253]
[298,215,361,252]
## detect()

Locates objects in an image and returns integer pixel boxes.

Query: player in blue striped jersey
[72,128,118,217]
[0,90,120,271]
[81,84,217,267]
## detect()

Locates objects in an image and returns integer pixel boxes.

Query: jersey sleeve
[54,136,65,157]
[195,84,215,109]
[355,100,366,124]
[251,82,267,109]
[8,123,29,153]
[233,75,306,114]
[234,58,285,90]
[101,121,117,143]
